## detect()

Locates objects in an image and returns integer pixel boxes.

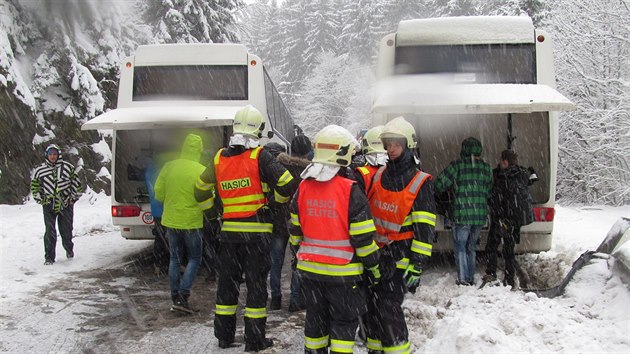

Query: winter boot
[245,338,273,352]
[218,340,235,349]
[66,250,74,259]
[482,273,497,282]
[270,296,281,311]
[288,301,306,313]
[44,259,54,265]
[172,294,196,314]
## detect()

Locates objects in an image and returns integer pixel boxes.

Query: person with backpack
[484,150,537,288]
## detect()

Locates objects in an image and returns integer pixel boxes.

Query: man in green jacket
[155,133,210,313]
[435,137,493,286]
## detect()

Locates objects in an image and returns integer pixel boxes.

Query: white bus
[82,43,295,239]
[372,16,575,252]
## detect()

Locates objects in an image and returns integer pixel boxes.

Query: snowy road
[1,195,628,353]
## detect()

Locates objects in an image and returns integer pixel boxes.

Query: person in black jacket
[484,150,537,288]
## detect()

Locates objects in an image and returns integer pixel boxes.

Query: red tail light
[112,205,141,217]
[534,207,555,222]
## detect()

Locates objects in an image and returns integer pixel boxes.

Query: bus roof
[133,43,248,66]
[396,16,534,46]
[81,105,241,130]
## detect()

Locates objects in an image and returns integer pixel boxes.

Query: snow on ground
[0,196,628,353]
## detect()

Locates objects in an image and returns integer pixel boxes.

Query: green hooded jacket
[154,134,206,229]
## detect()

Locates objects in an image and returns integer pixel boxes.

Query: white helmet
[361,126,386,155]
[233,105,265,138]
[379,116,416,149]
[312,125,358,167]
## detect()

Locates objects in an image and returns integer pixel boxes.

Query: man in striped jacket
[31,144,82,265]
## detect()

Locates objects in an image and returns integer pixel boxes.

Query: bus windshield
[394,44,536,84]
[133,65,248,101]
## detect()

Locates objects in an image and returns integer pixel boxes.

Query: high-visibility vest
[356,165,379,193]
[214,147,267,219]
[297,175,354,265]
[369,166,431,243]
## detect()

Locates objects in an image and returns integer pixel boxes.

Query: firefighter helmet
[312,125,357,167]
[233,105,265,138]
[361,126,386,155]
[379,116,416,149]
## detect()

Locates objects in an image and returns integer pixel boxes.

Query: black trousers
[214,240,271,345]
[201,219,221,276]
[301,277,366,354]
[485,219,519,285]
[152,217,169,269]
[364,267,409,351]
[43,203,74,262]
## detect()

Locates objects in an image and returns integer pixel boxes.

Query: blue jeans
[452,224,482,284]
[269,232,302,305]
[168,228,202,297]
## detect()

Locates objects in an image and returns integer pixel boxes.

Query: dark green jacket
[435,137,493,226]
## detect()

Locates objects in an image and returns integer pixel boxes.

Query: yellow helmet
[312,125,357,167]
[379,116,416,149]
[361,126,386,155]
[233,105,265,138]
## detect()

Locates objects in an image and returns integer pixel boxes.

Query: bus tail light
[534,207,555,222]
[112,205,141,217]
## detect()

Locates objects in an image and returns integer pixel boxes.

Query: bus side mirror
[267,131,274,139]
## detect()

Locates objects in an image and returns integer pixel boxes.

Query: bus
[371,16,575,252]
[82,43,295,239]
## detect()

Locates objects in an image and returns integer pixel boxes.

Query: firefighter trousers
[214,240,271,345]
[301,277,367,354]
[364,268,411,353]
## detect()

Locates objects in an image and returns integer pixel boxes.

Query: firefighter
[364,116,437,354]
[354,125,388,193]
[197,105,296,352]
[289,125,381,354]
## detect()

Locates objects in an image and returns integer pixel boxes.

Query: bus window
[132,65,248,101]
[394,44,536,84]
[264,67,295,142]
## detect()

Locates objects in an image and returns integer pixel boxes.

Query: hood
[277,152,311,168]
[180,134,203,162]
[264,142,286,159]
[460,137,483,159]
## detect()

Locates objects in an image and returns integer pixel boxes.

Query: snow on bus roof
[372,75,575,115]
[81,105,241,130]
[396,16,535,46]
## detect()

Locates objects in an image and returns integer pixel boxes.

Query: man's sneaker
[218,340,235,349]
[245,338,273,352]
[44,259,54,265]
[482,274,497,282]
[66,250,74,259]
[270,296,281,311]
[171,295,195,314]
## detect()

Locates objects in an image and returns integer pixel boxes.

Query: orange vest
[368,167,431,243]
[356,165,379,194]
[214,147,267,219]
[297,175,354,265]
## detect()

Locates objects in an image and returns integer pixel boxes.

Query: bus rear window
[395,44,536,84]
[133,65,248,101]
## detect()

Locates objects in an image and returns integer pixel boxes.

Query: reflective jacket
[214,147,267,219]
[355,164,379,194]
[289,170,379,283]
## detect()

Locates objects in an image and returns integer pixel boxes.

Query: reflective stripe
[411,240,432,256]
[349,219,376,236]
[277,170,293,187]
[367,338,383,351]
[356,241,379,258]
[198,196,215,210]
[213,148,223,165]
[274,190,290,203]
[290,213,300,226]
[249,147,261,159]
[244,307,267,319]
[222,221,273,233]
[262,182,270,192]
[374,234,393,246]
[357,166,370,176]
[223,204,263,214]
[305,335,329,350]
[373,216,403,232]
[195,178,214,191]
[411,211,437,226]
[383,341,411,354]
[402,215,413,226]
[215,304,237,316]
[299,245,354,260]
[289,235,303,246]
[221,193,266,205]
[409,172,430,194]
[396,257,409,270]
[297,260,363,276]
[303,236,350,247]
[330,339,354,353]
